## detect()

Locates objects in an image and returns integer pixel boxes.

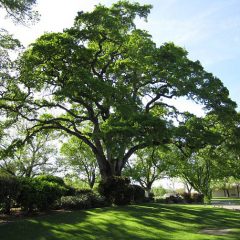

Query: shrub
[75,188,93,195]
[0,175,21,214]
[165,194,183,204]
[17,177,37,212]
[90,192,109,208]
[154,197,166,203]
[60,195,91,210]
[35,180,66,210]
[192,193,204,203]
[65,186,76,196]
[35,175,65,186]
[181,192,193,203]
[152,187,167,198]
[59,191,108,210]
[64,187,93,197]
[17,176,67,212]
[129,185,145,203]
[98,176,131,205]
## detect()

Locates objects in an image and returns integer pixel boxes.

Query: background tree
[0,132,57,177]
[2,1,237,184]
[212,177,237,198]
[168,113,240,203]
[124,147,168,197]
[0,0,38,23]
[60,137,98,189]
[0,0,39,158]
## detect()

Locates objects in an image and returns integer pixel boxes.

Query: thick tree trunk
[203,189,212,204]
[145,182,153,199]
[145,188,151,198]
[97,156,123,181]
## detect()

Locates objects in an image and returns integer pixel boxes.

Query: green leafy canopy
[1,1,237,178]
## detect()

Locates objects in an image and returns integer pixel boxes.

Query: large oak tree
[2,1,237,181]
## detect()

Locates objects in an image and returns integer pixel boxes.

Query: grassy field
[0,203,240,240]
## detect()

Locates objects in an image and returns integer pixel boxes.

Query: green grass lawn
[0,204,240,240]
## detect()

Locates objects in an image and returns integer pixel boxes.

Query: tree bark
[88,172,95,189]
[236,184,240,198]
[203,189,212,204]
[98,160,119,180]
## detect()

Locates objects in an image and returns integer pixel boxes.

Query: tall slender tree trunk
[88,172,95,189]
[236,184,240,198]
[223,189,230,197]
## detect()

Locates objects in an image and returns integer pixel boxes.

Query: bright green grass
[0,204,240,240]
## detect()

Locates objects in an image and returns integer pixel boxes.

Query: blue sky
[1,0,240,109]
[144,0,240,108]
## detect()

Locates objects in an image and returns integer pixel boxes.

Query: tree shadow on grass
[120,204,240,239]
[0,204,239,240]
[109,203,240,239]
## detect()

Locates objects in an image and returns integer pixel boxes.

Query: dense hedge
[162,192,205,204]
[98,177,146,205]
[192,193,204,203]
[0,175,21,214]
[59,191,108,210]
[129,185,145,203]
[0,174,68,214]
[35,175,65,186]
[17,177,67,211]
[0,174,148,214]
[98,176,132,205]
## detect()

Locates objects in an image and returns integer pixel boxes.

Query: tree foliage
[124,147,168,196]
[0,0,38,23]
[1,1,237,181]
[60,137,98,189]
[168,113,240,203]
[0,130,57,177]
[0,0,39,155]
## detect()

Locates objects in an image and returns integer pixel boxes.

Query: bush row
[181,192,204,204]
[57,191,108,210]
[0,175,67,214]
[0,175,149,214]
[57,177,147,209]
[164,192,204,204]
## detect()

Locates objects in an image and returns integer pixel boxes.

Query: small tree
[169,113,240,203]
[0,132,57,177]
[124,147,168,197]
[60,137,98,189]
